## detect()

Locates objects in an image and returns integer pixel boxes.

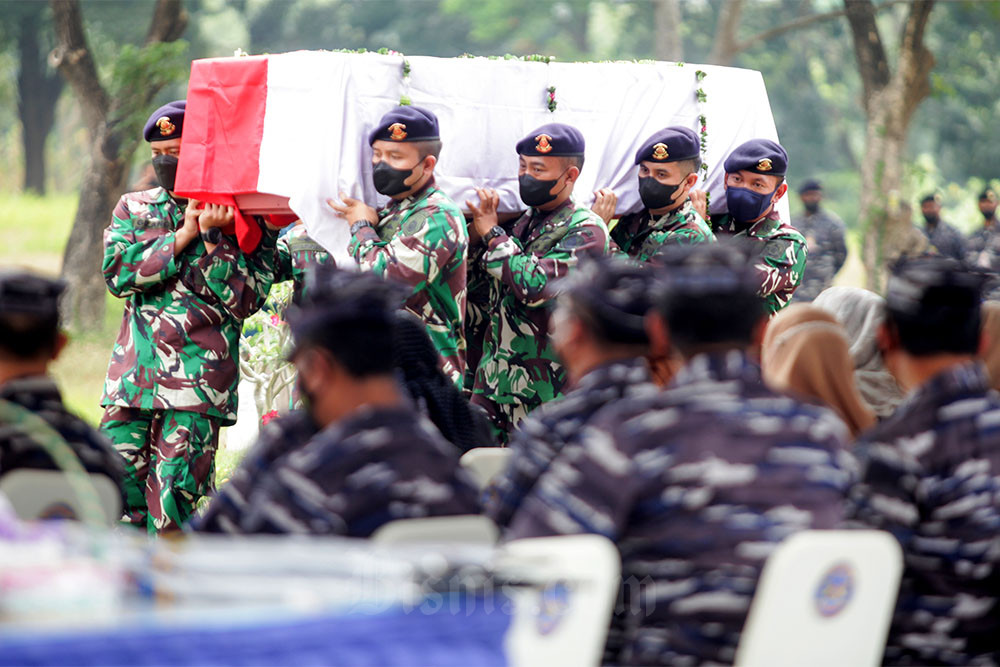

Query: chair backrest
[735,529,903,667]
[0,470,121,526]
[497,534,621,667]
[370,514,499,546]
[459,447,512,490]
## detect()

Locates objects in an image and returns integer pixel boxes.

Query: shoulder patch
[763,238,792,260]
[401,212,430,236]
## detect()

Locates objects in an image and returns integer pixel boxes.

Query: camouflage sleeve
[186,226,279,320]
[102,197,180,297]
[482,211,610,308]
[756,232,807,300]
[506,413,636,540]
[273,236,296,284]
[351,208,463,292]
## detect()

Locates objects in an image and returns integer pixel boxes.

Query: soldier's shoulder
[772,219,807,245]
[569,205,609,231]
[425,187,465,219]
[120,187,168,207]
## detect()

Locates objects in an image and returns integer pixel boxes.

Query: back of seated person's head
[555,256,655,350]
[287,265,405,378]
[0,271,65,364]
[652,242,767,358]
[885,256,986,357]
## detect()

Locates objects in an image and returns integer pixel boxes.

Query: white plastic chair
[735,529,903,667]
[460,447,512,490]
[370,514,499,546]
[0,469,122,526]
[496,534,621,667]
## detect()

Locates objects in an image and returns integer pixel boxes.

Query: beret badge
[388,123,408,141]
[535,134,553,154]
[651,143,669,161]
[156,116,176,137]
[757,158,773,172]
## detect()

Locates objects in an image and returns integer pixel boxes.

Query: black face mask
[638,177,681,211]
[519,171,567,208]
[152,154,178,191]
[983,208,997,220]
[372,160,418,196]
[923,212,940,225]
[803,201,820,214]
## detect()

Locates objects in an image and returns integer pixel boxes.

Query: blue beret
[634,126,700,165]
[723,138,788,176]
[368,106,440,145]
[516,123,585,157]
[143,100,185,142]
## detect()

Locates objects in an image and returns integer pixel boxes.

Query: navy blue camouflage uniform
[509,350,853,665]
[194,406,479,536]
[847,361,1000,665]
[485,357,657,528]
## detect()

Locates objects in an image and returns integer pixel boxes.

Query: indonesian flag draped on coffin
[174,51,788,263]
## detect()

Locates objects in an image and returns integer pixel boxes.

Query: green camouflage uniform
[349,178,468,388]
[100,187,278,533]
[611,199,715,262]
[712,210,807,315]
[275,223,333,301]
[471,198,610,440]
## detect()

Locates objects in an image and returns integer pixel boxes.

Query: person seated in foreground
[485,256,659,528]
[508,243,853,665]
[193,266,479,536]
[761,303,875,439]
[0,271,124,494]
[846,256,1000,665]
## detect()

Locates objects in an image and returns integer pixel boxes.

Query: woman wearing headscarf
[761,304,876,439]
[812,286,906,419]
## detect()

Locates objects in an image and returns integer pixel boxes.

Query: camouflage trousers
[470,393,535,445]
[100,407,220,534]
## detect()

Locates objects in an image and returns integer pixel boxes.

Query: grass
[0,192,250,484]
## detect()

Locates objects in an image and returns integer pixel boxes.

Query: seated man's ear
[564,164,581,184]
[645,312,670,358]
[422,154,437,172]
[876,321,899,355]
[52,331,69,362]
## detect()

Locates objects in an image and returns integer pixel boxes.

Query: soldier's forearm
[174,225,200,257]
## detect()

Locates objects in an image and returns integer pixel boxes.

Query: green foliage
[108,40,189,137]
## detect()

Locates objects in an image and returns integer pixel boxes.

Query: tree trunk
[653,0,683,62]
[710,0,744,66]
[50,0,187,330]
[17,7,63,195]
[846,0,935,291]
